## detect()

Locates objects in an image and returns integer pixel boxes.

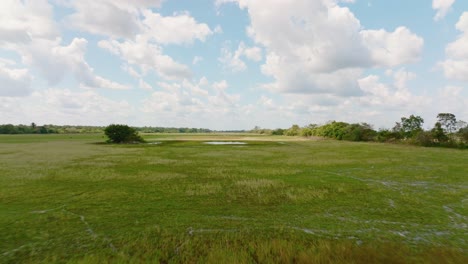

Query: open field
[1,134,467,263]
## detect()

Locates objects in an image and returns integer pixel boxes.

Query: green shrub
[104,124,145,143]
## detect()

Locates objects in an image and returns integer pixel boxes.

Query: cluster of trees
[0,124,212,134]
[253,113,468,148]
[0,123,58,134]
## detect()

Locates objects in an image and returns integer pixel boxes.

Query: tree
[431,122,448,143]
[459,126,468,143]
[394,115,424,138]
[285,124,301,136]
[437,113,457,134]
[104,124,145,143]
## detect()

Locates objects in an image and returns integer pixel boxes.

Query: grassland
[0,133,467,263]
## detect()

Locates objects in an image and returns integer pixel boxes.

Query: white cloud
[440,12,468,82]
[20,38,129,90]
[65,0,164,39]
[218,0,423,95]
[122,64,142,78]
[219,44,246,72]
[209,80,240,107]
[261,52,364,95]
[0,0,58,47]
[142,10,213,45]
[433,0,456,21]
[0,59,32,97]
[99,36,192,81]
[361,27,424,67]
[357,69,430,114]
[219,42,262,72]
[243,45,262,61]
[437,86,468,116]
[139,79,153,91]
[0,88,134,125]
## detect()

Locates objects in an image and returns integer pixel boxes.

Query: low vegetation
[0,134,466,263]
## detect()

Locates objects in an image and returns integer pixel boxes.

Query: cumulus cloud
[139,79,153,91]
[440,12,468,82]
[0,88,134,125]
[65,0,164,38]
[99,36,192,81]
[0,0,58,47]
[357,69,423,108]
[219,42,262,72]
[20,38,129,90]
[140,78,240,127]
[0,1,129,91]
[433,0,456,21]
[217,0,424,96]
[361,27,424,67]
[66,1,212,44]
[142,10,212,45]
[0,59,32,97]
[436,86,468,117]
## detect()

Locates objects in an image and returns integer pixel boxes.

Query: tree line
[0,124,212,134]
[253,113,468,148]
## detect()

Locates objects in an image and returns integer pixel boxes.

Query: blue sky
[1,0,467,130]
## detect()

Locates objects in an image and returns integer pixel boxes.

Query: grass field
[1,133,467,263]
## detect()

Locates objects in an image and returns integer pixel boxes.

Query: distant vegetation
[0,124,213,134]
[253,113,468,148]
[2,112,467,148]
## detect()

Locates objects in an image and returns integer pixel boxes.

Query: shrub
[104,124,145,143]
[412,131,436,147]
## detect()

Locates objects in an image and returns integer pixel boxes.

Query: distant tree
[455,120,467,132]
[271,128,284,135]
[285,124,301,136]
[342,123,376,142]
[431,122,448,143]
[104,124,145,143]
[394,115,424,138]
[437,113,457,134]
[459,126,468,143]
[39,126,48,134]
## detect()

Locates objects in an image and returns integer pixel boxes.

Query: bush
[104,124,145,143]
[342,123,376,142]
[412,131,436,147]
[271,128,284,135]
[459,127,468,143]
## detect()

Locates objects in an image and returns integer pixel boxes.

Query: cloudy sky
[1,0,468,130]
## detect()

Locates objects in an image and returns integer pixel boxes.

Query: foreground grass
[0,134,467,263]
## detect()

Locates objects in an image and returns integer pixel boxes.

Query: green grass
[0,134,467,263]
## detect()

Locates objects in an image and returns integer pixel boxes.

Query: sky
[1,0,468,130]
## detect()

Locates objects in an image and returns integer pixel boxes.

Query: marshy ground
[0,133,467,263]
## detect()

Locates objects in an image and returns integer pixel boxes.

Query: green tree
[104,124,145,143]
[394,115,424,138]
[459,126,468,143]
[285,124,301,136]
[437,113,457,134]
[431,122,448,143]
